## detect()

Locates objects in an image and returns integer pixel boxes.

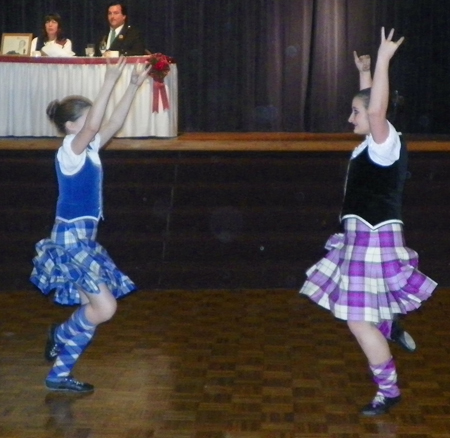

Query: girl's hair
[46,96,92,134]
[354,87,371,109]
[353,87,398,123]
[41,13,65,42]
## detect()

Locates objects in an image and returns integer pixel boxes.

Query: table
[0,56,178,138]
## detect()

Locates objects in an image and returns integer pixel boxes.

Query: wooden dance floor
[1,133,449,436]
[0,286,448,438]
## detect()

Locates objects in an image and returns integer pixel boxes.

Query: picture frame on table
[1,33,33,56]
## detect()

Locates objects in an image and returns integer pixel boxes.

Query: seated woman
[31,13,75,57]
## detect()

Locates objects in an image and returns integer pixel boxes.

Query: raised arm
[71,57,127,155]
[367,27,404,144]
[353,51,372,90]
[98,62,150,146]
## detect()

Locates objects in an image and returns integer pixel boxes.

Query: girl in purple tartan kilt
[300,28,437,416]
[30,57,149,393]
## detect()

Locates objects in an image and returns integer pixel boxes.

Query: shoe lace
[372,393,386,407]
[66,376,83,385]
[49,344,59,356]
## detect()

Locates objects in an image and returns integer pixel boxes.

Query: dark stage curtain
[1,0,449,133]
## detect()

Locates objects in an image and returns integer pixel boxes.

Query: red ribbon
[152,80,170,113]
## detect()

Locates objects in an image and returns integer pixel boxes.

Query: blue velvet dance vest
[341,135,407,227]
[55,150,103,221]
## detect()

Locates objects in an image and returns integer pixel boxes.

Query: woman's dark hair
[46,96,92,135]
[41,13,65,42]
[354,87,371,109]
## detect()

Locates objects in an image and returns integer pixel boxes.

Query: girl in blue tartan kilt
[300,29,437,416]
[30,57,149,393]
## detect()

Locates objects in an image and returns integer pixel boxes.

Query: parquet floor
[1,287,450,438]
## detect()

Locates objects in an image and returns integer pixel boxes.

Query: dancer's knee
[347,320,373,338]
[93,297,117,322]
[81,286,117,324]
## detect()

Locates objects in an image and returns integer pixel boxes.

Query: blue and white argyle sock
[47,306,96,381]
[54,305,94,344]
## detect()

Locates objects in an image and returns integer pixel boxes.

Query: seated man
[96,2,145,56]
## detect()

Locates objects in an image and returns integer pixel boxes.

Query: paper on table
[41,44,75,58]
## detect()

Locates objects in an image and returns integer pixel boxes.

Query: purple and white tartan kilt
[30,219,136,306]
[300,218,437,322]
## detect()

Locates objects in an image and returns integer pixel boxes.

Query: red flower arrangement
[147,52,175,82]
[146,52,175,113]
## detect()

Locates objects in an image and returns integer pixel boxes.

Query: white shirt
[108,25,124,49]
[351,121,401,166]
[57,134,102,176]
[30,37,75,57]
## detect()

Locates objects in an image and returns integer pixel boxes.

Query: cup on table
[31,51,41,57]
[105,50,119,58]
[85,44,95,57]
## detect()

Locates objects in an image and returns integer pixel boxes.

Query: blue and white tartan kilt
[30,219,136,306]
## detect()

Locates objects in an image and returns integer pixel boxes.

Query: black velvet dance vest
[341,135,407,227]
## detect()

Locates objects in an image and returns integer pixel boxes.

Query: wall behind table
[0,149,448,292]
[2,1,450,133]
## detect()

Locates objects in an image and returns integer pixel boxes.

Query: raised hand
[104,56,127,82]
[353,51,371,73]
[130,62,151,87]
[378,27,404,61]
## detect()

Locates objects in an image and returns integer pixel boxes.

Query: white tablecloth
[0,56,178,138]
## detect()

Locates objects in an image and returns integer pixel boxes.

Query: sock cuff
[77,305,96,331]
[370,356,395,375]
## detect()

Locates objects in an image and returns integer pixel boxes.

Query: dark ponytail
[46,95,92,134]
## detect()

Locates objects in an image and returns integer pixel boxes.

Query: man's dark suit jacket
[96,25,145,56]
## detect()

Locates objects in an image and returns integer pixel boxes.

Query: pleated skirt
[300,218,437,322]
[30,219,136,306]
